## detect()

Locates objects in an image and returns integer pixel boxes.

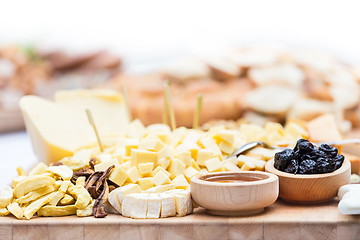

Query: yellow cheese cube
[252,159,266,171]
[158,146,172,160]
[109,166,129,186]
[205,157,223,172]
[121,161,131,171]
[138,162,154,175]
[172,175,189,190]
[219,141,235,155]
[265,122,285,136]
[138,177,155,191]
[125,119,146,138]
[158,157,171,170]
[94,160,118,172]
[239,124,266,142]
[184,167,199,181]
[237,155,257,168]
[223,162,241,172]
[213,130,235,145]
[245,147,278,161]
[126,166,141,183]
[138,139,165,152]
[284,122,309,139]
[199,168,209,175]
[151,166,171,178]
[169,127,187,148]
[123,156,131,162]
[131,149,157,167]
[240,160,256,171]
[97,153,113,163]
[191,159,200,171]
[153,171,171,186]
[168,159,186,179]
[125,139,139,156]
[174,151,192,166]
[196,149,215,167]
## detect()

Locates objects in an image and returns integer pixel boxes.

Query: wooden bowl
[265,158,351,204]
[190,171,278,216]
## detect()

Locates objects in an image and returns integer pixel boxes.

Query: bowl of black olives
[265,139,351,204]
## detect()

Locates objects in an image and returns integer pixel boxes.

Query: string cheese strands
[122,85,131,122]
[164,81,176,130]
[85,109,104,152]
[193,93,203,129]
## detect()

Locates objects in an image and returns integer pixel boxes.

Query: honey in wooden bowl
[190,172,278,216]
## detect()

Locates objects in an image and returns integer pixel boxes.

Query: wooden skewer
[163,89,169,125]
[193,93,203,129]
[122,85,131,122]
[85,109,104,152]
[164,81,176,130]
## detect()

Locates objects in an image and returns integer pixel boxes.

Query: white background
[1,0,360,186]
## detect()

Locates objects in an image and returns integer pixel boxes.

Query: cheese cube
[240,160,256,171]
[252,159,266,171]
[213,130,235,145]
[167,191,192,216]
[131,193,148,219]
[151,166,171,178]
[191,159,200,171]
[125,139,139,156]
[199,168,209,175]
[265,122,285,136]
[121,194,137,217]
[237,155,257,168]
[221,156,238,166]
[219,141,235,155]
[138,162,154,175]
[167,189,193,215]
[121,161,131,171]
[158,157,171,170]
[126,166,141,183]
[144,184,175,193]
[172,175,189,190]
[158,147,172,160]
[153,171,171,186]
[108,165,129,186]
[205,157,223,172]
[159,193,176,218]
[184,167,200,181]
[108,184,141,214]
[245,147,277,161]
[168,159,186,179]
[94,159,118,172]
[176,142,199,159]
[196,149,215,167]
[130,149,157,167]
[126,119,146,139]
[138,178,155,191]
[174,151,192,166]
[284,122,308,139]
[223,162,241,172]
[139,139,165,152]
[98,153,113,163]
[147,193,161,218]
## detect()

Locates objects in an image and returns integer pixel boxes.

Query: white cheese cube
[147,193,161,218]
[121,194,137,217]
[130,193,148,219]
[159,193,176,218]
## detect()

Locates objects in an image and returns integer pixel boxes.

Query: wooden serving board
[1,199,359,240]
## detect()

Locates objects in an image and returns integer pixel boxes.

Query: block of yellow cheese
[55,89,129,138]
[19,96,96,164]
[130,149,157,167]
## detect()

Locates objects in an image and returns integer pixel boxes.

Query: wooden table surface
[0,199,359,240]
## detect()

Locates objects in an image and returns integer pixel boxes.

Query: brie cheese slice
[130,193,148,219]
[146,193,161,219]
[159,193,176,218]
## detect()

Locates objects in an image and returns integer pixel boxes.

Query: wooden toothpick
[164,81,176,130]
[86,109,104,152]
[122,85,131,122]
[193,93,203,129]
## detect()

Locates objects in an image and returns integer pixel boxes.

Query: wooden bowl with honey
[265,158,351,204]
[190,172,279,216]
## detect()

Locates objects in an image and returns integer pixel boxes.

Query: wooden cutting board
[0,199,359,240]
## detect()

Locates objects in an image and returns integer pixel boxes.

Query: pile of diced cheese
[108,184,192,219]
[61,119,308,192]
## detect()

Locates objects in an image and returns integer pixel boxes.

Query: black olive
[334,154,345,170]
[315,157,335,173]
[295,139,317,153]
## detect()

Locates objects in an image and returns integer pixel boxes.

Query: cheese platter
[1,88,360,240]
